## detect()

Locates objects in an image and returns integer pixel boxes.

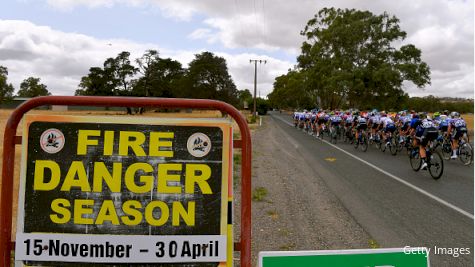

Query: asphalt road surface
[268,112,473,266]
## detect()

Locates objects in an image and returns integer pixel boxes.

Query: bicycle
[437,133,473,165]
[409,140,444,179]
[384,132,398,156]
[354,130,368,152]
[456,133,473,165]
[330,124,341,144]
[436,134,453,160]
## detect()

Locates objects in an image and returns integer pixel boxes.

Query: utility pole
[250,59,266,118]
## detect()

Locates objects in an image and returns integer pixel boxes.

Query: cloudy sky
[0,0,473,98]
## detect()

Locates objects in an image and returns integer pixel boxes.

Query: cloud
[0,20,159,95]
[43,0,473,98]
[0,20,292,97]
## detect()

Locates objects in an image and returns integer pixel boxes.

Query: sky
[0,0,473,99]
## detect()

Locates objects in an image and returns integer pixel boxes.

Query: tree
[237,89,253,109]
[111,51,138,97]
[17,77,51,97]
[133,50,184,98]
[75,67,114,96]
[178,52,239,106]
[76,51,138,98]
[268,70,313,109]
[0,66,14,103]
[295,8,430,110]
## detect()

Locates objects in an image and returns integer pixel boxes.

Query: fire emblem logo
[187,132,212,158]
[40,128,65,154]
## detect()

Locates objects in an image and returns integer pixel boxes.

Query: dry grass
[0,108,248,238]
[464,114,474,136]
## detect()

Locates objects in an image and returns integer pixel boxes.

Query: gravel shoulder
[233,115,373,266]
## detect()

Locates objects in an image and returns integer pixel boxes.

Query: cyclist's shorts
[345,122,352,127]
[439,125,448,132]
[401,122,409,131]
[372,123,379,129]
[311,117,316,123]
[454,126,468,139]
[357,124,367,131]
[419,127,438,146]
[331,121,341,127]
[317,119,325,125]
[385,125,396,133]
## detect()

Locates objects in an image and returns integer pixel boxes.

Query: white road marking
[274,114,474,220]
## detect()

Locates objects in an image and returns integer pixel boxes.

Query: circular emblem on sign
[40,128,65,154]
[187,132,212,158]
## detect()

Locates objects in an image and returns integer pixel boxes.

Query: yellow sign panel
[15,115,233,266]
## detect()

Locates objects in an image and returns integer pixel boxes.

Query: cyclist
[316,110,326,137]
[398,111,411,143]
[447,111,468,159]
[298,110,306,129]
[368,111,381,141]
[353,111,367,142]
[438,110,450,134]
[412,113,438,170]
[304,110,311,131]
[344,111,354,139]
[329,111,343,137]
[310,110,317,135]
[381,112,396,147]
[293,111,300,127]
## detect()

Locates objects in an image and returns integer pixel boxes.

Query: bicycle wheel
[459,143,473,166]
[360,134,368,152]
[441,141,451,160]
[409,149,422,171]
[389,137,398,155]
[428,151,444,179]
[380,140,387,152]
[375,138,381,150]
[354,135,359,149]
[330,128,336,144]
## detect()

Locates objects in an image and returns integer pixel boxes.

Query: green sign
[259,248,429,267]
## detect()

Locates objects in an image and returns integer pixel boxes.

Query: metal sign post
[0,96,251,266]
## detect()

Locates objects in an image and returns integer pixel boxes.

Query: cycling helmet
[433,112,440,118]
[418,112,426,119]
[450,111,460,118]
[330,111,334,115]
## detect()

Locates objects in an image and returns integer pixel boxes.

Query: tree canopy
[270,8,431,110]
[76,50,240,107]
[0,66,15,103]
[177,52,239,106]
[17,77,51,97]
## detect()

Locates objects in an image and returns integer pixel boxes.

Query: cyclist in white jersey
[369,112,381,140]
[380,113,396,146]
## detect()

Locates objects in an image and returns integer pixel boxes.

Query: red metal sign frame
[0,96,252,267]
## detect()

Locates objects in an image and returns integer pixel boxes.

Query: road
[267,112,473,266]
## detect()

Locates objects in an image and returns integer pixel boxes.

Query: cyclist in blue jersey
[447,111,468,159]
[412,113,438,170]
